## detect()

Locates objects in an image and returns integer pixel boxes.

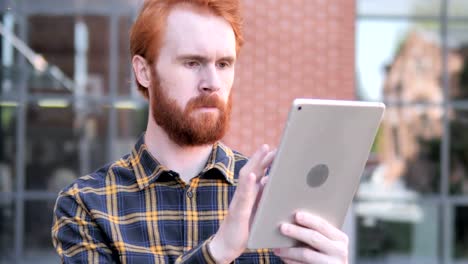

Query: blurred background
[0,0,467,263]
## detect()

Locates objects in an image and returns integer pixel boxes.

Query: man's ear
[132,55,151,88]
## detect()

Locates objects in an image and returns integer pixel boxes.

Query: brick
[224,0,356,155]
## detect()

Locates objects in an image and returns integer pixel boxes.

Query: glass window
[28,15,75,95]
[86,107,111,173]
[25,102,109,191]
[357,20,441,103]
[448,0,468,17]
[85,15,110,97]
[449,108,468,195]
[455,206,468,260]
[448,22,468,101]
[0,104,16,192]
[118,15,134,96]
[113,104,148,161]
[24,200,60,263]
[358,0,442,17]
[1,12,21,99]
[27,15,109,96]
[362,106,442,194]
[25,103,77,191]
[356,202,439,263]
[0,199,14,263]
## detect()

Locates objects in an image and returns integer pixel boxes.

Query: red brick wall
[224,0,356,155]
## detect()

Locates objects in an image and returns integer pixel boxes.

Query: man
[52,0,349,263]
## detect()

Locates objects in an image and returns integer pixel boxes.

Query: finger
[249,144,270,169]
[241,145,270,180]
[294,212,348,242]
[249,148,275,181]
[260,176,268,186]
[260,149,276,170]
[274,247,330,263]
[279,223,346,257]
[251,176,268,217]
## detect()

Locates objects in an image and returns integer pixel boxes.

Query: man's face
[149,5,237,146]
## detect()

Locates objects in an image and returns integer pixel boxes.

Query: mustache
[186,94,225,111]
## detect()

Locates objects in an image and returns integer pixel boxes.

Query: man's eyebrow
[219,56,236,63]
[176,55,209,63]
[176,54,236,63]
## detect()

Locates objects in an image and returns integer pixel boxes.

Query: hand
[273,212,349,264]
[209,144,276,263]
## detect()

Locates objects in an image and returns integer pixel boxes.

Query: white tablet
[247,98,385,249]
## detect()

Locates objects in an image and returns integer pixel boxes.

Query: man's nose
[199,64,221,94]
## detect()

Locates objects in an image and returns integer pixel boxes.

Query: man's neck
[144,120,213,183]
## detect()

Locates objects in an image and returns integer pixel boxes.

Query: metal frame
[440,1,452,263]
[13,12,27,261]
[107,13,119,164]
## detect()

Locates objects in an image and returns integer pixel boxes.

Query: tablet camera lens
[298,106,302,111]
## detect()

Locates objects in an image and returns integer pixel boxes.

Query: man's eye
[185,61,200,68]
[217,61,231,69]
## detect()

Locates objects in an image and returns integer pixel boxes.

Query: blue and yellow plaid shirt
[52,134,282,263]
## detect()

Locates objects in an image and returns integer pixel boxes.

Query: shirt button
[186,190,193,198]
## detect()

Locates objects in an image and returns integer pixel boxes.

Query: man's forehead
[162,4,236,58]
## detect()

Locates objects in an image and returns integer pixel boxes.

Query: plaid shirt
[52,134,283,263]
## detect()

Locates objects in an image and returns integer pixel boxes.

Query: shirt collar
[130,134,236,190]
[201,141,236,185]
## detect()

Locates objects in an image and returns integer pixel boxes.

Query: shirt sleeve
[51,186,117,263]
[175,236,216,264]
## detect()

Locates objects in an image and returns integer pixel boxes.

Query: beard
[149,69,232,147]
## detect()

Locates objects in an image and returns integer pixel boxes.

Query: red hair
[130,0,244,98]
